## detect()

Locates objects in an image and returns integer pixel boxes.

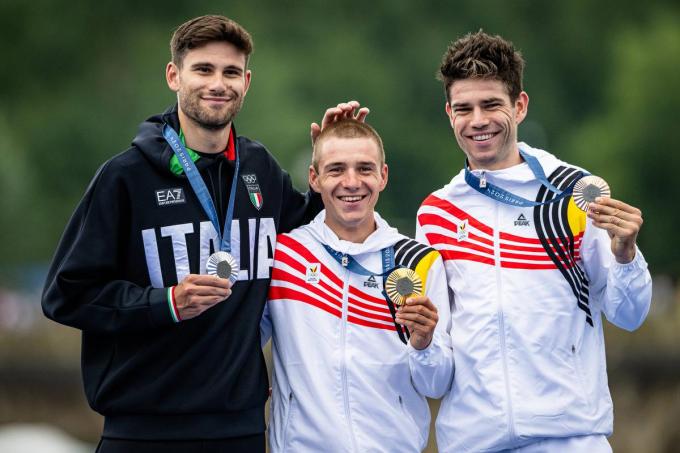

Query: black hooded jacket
[42,106,321,440]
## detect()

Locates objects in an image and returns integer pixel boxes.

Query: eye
[453,106,471,114]
[224,68,242,77]
[194,66,212,74]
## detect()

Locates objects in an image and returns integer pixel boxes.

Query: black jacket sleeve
[41,162,174,335]
[278,169,323,234]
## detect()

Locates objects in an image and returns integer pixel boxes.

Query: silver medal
[206,251,239,283]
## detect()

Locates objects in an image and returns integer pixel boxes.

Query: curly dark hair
[438,30,525,101]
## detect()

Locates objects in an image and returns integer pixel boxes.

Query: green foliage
[560,8,680,277]
[1,0,678,282]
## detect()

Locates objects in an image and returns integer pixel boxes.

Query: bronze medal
[573,175,611,212]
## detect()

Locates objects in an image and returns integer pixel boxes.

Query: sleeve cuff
[407,339,437,364]
[611,247,648,275]
[148,287,180,327]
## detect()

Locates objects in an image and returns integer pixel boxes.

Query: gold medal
[385,268,422,306]
[206,251,239,283]
[572,175,611,212]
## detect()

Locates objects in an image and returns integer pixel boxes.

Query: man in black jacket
[41,15,363,453]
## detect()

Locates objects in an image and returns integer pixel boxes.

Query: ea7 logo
[514,213,530,226]
[156,188,185,206]
[364,275,379,289]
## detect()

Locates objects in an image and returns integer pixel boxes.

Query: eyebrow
[189,62,244,72]
[322,161,377,169]
[451,97,505,108]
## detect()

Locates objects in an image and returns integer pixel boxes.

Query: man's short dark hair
[438,30,525,102]
[170,15,253,67]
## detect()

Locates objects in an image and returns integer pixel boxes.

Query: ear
[514,91,529,125]
[166,62,180,92]
[379,164,388,192]
[243,69,252,96]
[309,165,321,193]
[445,101,455,129]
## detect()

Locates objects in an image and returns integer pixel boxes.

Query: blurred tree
[560,8,680,278]
[0,0,678,284]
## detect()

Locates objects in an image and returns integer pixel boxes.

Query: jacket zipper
[341,266,359,452]
[494,201,516,443]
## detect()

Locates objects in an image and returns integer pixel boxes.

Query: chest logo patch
[305,263,321,284]
[457,218,469,242]
[363,274,379,289]
[514,213,531,227]
[155,188,186,206]
[241,173,263,210]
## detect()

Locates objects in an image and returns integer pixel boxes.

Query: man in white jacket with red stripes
[261,119,454,452]
[415,31,652,452]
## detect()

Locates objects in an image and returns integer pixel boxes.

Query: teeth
[473,133,494,141]
[340,196,363,202]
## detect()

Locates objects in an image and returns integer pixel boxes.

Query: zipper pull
[479,171,487,188]
[341,255,349,267]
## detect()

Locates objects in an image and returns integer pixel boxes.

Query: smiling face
[166,41,251,131]
[445,78,529,171]
[310,136,388,243]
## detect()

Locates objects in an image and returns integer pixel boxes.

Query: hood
[131,104,218,176]
[300,210,406,255]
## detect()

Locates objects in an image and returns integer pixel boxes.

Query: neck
[468,146,523,171]
[178,110,230,154]
[327,218,377,244]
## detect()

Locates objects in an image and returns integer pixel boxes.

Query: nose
[342,169,360,189]
[207,74,227,94]
[470,107,489,128]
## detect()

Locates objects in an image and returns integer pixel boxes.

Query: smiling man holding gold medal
[261,119,454,452]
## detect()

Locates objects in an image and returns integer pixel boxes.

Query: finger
[182,274,232,289]
[186,282,232,297]
[589,197,641,217]
[588,207,642,227]
[310,122,321,143]
[321,107,342,128]
[354,108,370,122]
[405,296,438,312]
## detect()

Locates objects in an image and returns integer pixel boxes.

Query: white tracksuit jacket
[261,211,454,452]
[416,143,652,452]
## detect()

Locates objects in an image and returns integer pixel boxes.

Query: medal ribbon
[163,124,240,253]
[322,244,395,277]
[322,244,410,343]
[464,148,586,207]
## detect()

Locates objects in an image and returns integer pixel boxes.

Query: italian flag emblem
[249,192,263,210]
[242,173,264,211]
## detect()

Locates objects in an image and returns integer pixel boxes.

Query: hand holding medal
[578,175,643,264]
[389,269,439,350]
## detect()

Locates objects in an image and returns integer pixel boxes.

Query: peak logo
[514,214,530,226]
[363,275,379,288]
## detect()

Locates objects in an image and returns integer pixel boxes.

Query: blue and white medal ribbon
[464,148,587,207]
[322,244,421,306]
[163,124,240,282]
